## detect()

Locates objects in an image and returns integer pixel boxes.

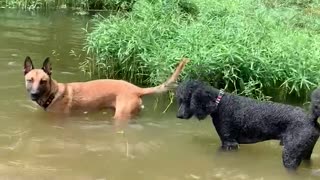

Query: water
[0,9,319,180]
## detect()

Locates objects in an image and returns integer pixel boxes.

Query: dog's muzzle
[176,105,193,119]
[176,113,193,119]
[29,89,41,101]
[30,92,40,101]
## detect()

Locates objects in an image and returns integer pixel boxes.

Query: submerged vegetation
[0,0,135,11]
[83,0,320,102]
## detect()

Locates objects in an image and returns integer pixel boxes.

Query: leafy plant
[0,0,135,11]
[83,0,320,101]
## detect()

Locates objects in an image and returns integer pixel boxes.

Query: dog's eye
[40,80,47,84]
[27,79,33,83]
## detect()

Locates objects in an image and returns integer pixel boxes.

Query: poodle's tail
[140,58,189,96]
[310,88,320,124]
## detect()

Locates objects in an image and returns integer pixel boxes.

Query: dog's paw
[221,142,239,151]
[225,146,238,151]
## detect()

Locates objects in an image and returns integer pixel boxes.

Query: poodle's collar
[215,89,225,106]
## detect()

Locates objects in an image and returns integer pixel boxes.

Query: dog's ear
[42,57,52,76]
[24,56,34,75]
[190,88,216,118]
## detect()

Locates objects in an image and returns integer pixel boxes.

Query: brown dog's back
[68,58,189,112]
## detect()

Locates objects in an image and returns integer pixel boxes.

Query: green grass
[83,0,320,102]
[0,0,135,11]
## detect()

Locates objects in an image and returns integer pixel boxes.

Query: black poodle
[175,79,320,170]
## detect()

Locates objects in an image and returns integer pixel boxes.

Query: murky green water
[0,9,319,180]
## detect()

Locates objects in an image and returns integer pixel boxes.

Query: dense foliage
[0,0,134,11]
[83,0,320,101]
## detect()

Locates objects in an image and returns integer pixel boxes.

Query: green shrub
[83,0,320,101]
[0,0,135,11]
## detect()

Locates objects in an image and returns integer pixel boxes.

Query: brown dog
[23,56,189,121]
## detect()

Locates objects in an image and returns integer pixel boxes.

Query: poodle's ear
[190,88,216,119]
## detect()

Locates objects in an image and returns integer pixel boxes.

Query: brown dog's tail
[140,58,189,96]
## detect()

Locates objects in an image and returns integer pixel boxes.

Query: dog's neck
[214,89,224,106]
[36,79,59,110]
[209,88,225,116]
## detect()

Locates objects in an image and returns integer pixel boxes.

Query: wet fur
[23,56,189,121]
[175,80,320,170]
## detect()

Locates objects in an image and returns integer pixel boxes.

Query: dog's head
[23,56,52,101]
[176,80,217,120]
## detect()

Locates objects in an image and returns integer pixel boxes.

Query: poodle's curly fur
[175,80,320,170]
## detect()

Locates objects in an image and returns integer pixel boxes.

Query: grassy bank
[83,0,320,102]
[0,0,134,11]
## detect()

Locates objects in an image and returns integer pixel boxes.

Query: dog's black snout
[31,92,39,96]
[176,114,183,119]
[176,105,192,119]
[30,92,40,101]
[176,111,192,119]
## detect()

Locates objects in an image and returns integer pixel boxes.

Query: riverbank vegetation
[0,0,134,11]
[83,0,320,102]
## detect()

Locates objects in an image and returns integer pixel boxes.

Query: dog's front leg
[214,119,239,151]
